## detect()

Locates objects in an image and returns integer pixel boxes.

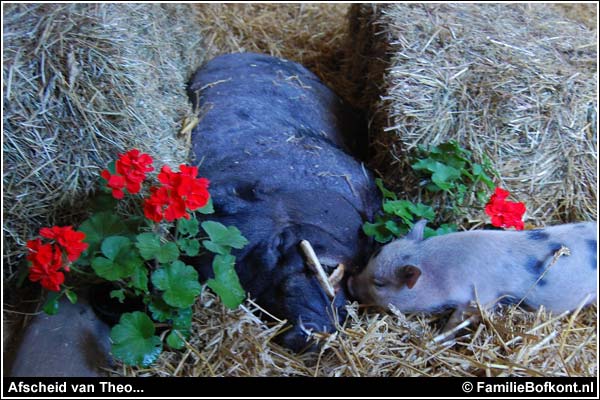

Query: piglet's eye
[373,279,386,288]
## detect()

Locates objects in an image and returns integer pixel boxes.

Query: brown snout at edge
[347,275,356,299]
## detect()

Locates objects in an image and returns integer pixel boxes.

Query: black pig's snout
[274,273,348,353]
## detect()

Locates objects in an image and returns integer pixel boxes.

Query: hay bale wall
[346,3,597,226]
[3,3,204,281]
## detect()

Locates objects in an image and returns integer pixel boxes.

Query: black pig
[187,53,380,352]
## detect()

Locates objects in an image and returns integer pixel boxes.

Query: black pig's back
[187,52,379,305]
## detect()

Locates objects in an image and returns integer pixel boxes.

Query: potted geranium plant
[25,149,248,367]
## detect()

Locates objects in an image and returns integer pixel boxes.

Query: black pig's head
[194,187,370,352]
[274,274,348,353]
[241,231,351,352]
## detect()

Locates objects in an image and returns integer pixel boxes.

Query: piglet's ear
[405,219,427,242]
[396,265,421,289]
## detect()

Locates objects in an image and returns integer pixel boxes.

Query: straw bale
[3,3,204,280]
[551,3,597,30]
[346,3,597,226]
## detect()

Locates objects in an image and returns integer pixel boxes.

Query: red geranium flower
[485,187,526,230]
[101,149,154,199]
[163,195,189,222]
[177,166,210,210]
[26,225,87,291]
[116,149,154,194]
[26,238,54,268]
[26,240,65,292]
[144,164,210,222]
[101,170,125,199]
[143,186,170,223]
[39,225,89,262]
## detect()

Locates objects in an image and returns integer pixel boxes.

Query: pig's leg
[433,305,481,344]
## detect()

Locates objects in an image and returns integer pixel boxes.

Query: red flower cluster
[143,165,210,222]
[485,188,526,230]
[101,149,154,199]
[26,226,88,292]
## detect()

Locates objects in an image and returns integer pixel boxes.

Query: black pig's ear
[405,219,427,242]
[395,265,421,289]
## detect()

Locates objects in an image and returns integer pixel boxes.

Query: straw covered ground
[111,291,596,377]
[3,3,597,377]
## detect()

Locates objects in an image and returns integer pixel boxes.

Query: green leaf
[206,254,245,309]
[411,157,438,173]
[197,196,214,215]
[151,261,202,309]
[406,202,435,221]
[472,163,483,176]
[411,142,468,191]
[101,236,131,261]
[375,178,397,201]
[110,312,162,367]
[363,221,394,244]
[476,190,490,204]
[135,234,179,263]
[43,292,61,315]
[115,251,142,278]
[178,238,200,257]
[106,160,117,175]
[481,175,495,190]
[135,233,161,261]
[91,257,118,280]
[172,307,193,331]
[201,221,249,253]
[110,289,126,303]
[65,290,78,304]
[383,200,414,225]
[130,265,149,293]
[423,224,457,239]
[436,223,457,236]
[166,330,185,350]
[423,227,436,239]
[156,242,179,264]
[425,182,442,192]
[202,240,229,255]
[91,248,143,281]
[177,217,199,237]
[148,298,173,323]
[437,141,469,169]
[384,219,407,237]
[77,212,130,265]
[430,163,461,189]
